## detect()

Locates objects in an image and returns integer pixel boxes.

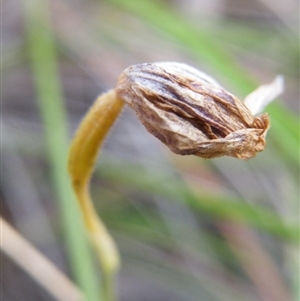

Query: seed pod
[116,62,282,159]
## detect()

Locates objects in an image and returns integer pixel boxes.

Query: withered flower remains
[116,62,283,159]
[68,62,283,297]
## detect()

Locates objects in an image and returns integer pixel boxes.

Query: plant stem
[1,217,85,301]
[68,90,124,301]
[23,0,101,300]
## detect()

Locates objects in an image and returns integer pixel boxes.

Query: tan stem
[68,90,125,300]
[1,217,85,301]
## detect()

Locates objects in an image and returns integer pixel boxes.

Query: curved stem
[68,90,125,301]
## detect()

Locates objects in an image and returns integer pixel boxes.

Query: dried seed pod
[116,62,282,159]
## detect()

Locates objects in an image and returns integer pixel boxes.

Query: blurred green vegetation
[2,0,299,301]
[23,0,102,300]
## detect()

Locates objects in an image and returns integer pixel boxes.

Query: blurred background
[2,0,299,300]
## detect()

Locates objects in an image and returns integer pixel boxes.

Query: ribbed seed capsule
[116,62,281,159]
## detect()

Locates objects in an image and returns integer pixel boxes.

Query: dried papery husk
[116,62,276,159]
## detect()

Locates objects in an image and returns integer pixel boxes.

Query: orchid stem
[68,90,124,301]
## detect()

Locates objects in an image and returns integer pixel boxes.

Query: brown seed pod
[116,62,282,159]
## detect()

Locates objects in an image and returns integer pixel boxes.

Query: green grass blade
[98,160,298,242]
[23,1,101,300]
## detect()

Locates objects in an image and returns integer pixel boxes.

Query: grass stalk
[1,217,85,301]
[23,1,101,300]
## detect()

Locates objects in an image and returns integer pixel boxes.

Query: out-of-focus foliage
[2,0,299,300]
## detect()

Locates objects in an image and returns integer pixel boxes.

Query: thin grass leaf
[22,1,101,300]
[97,159,298,242]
